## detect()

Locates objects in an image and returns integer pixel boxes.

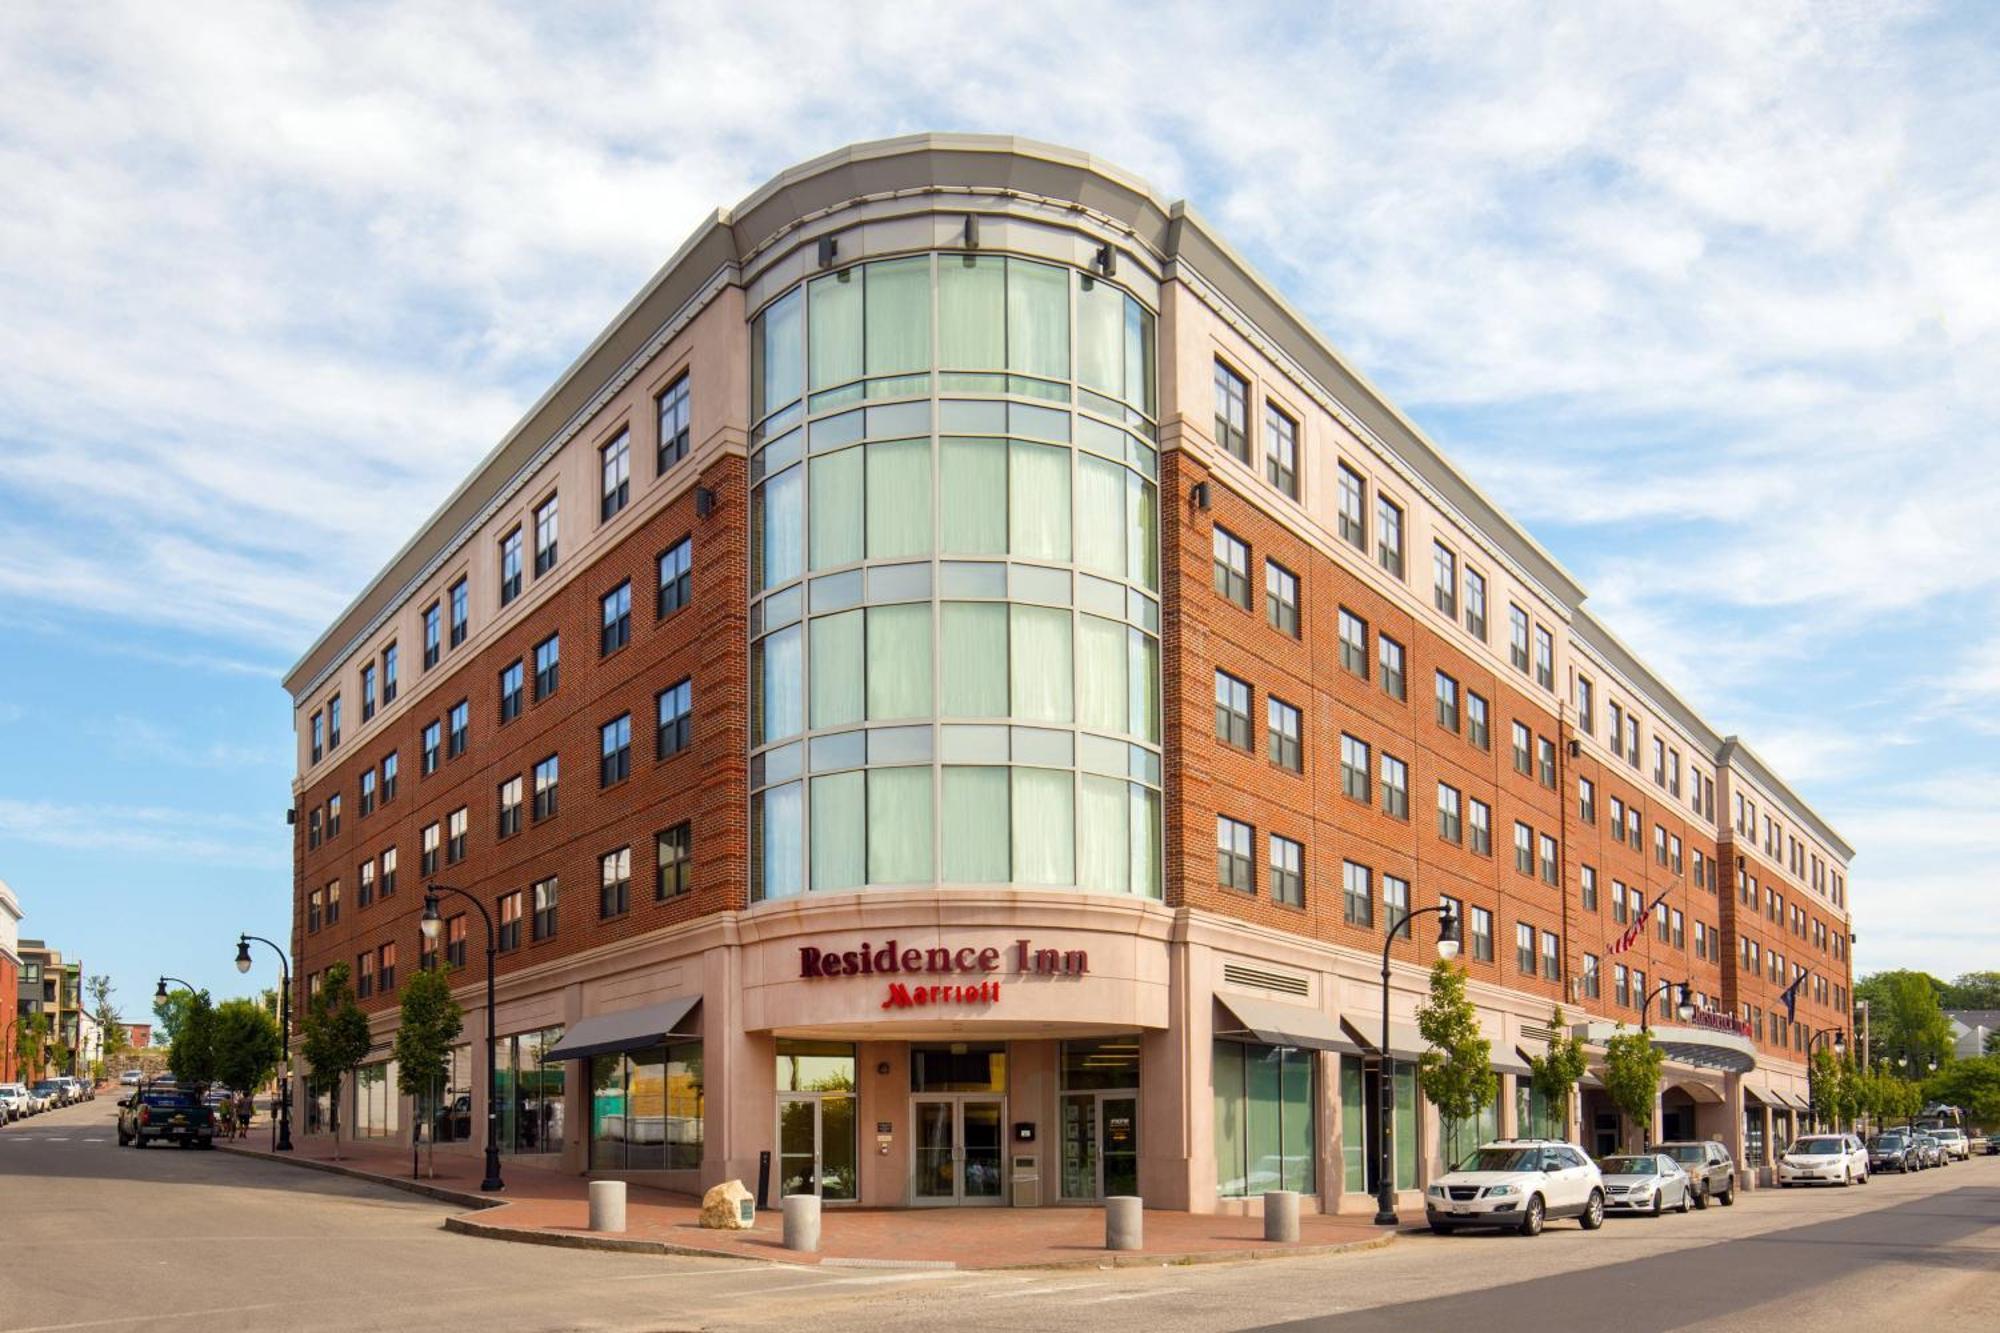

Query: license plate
[1451,1207,1471,1215]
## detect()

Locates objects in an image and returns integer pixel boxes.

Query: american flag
[1609,888,1671,956]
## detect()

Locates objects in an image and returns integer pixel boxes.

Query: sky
[2,0,1997,1026]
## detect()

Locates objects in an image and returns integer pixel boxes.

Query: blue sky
[3,1,1997,1023]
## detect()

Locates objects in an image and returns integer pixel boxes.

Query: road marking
[826,1270,968,1286]
[1081,1291,1173,1304]
[983,1282,1109,1298]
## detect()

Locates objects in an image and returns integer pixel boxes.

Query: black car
[1867,1133,1917,1173]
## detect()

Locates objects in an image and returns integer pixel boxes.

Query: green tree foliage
[152,989,197,1046]
[1987,1029,2000,1057]
[1924,1054,2000,1128]
[300,963,371,1157]
[1939,971,2000,1010]
[86,975,128,1072]
[1416,960,1498,1150]
[1602,1027,1665,1151]
[49,1036,73,1078]
[15,1012,50,1080]
[211,998,283,1094]
[167,990,218,1087]
[1809,1048,1849,1128]
[1856,970,1956,1070]
[393,966,463,1177]
[1526,1006,1589,1141]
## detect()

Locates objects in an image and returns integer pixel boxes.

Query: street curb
[214,1142,504,1212]
[442,1213,773,1262]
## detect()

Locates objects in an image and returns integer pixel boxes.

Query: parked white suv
[1931,1128,1971,1161]
[1778,1133,1869,1187]
[1426,1139,1606,1236]
[0,1084,31,1119]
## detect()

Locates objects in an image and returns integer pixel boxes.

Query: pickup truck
[1650,1140,1737,1207]
[117,1086,217,1149]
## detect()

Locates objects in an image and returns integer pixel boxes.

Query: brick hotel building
[284,136,1855,1213]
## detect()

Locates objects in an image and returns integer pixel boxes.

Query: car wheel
[1429,1220,1455,1236]
[1651,1189,1664,1217]
[1580,1190,1605,1231]
[1678,1187,1692,1214]
[1694,1185,1709,1210]
[1519,1194,1546,1237]
[1780,1181,1792,1189]
[1841,1168,1852,1187]
[1721,1185,1735,1205]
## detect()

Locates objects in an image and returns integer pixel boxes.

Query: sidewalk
[218,1135,1402,1269]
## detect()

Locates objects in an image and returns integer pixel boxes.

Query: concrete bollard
[588,1180,627,1233]
[1105,1195,1143,1251]
[782,1193,822,1253]
[1263,1190,1300,1243]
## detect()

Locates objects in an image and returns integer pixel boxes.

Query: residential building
[0,879,20,1084]
[17,938,84,1080]
[284,135,1855,1213]
[1946,1010,1999,1060]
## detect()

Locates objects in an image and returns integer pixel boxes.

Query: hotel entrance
[776,1040,857,1201]
[1058,1036,1141,1201]
[909,1043,1007,1206]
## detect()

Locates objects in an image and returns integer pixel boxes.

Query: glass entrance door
[911,1095,1006,1205]
[1060,1092,1140,1200]
[777,1093,856,1201]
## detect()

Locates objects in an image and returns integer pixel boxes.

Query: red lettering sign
[799,938,1087,981]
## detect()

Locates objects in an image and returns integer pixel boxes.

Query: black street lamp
[1374,903,1460,1227]
[421,885,504,1192]
[1639,978,1695,1034]
[155,977,195,1000]
[1806,1027,1846,1131]
[235,934,294,1152]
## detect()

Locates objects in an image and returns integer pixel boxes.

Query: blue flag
[1781,968,1809,1025]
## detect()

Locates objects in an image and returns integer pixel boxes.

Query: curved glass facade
[748,251,1162,902]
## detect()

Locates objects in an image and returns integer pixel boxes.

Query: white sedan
[1778,1134,1869,1187]
[1598,1153,1694,1215]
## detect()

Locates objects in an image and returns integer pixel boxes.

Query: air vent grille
[1222,962,1310,997]
[1522,1023,1555,1042]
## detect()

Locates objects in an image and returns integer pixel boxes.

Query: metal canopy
[1213,994,1348,1052]
[545,995,701,1062]
[1341,1015,1428,1060]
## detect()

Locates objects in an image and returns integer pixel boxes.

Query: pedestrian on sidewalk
[236,1091,254,1139]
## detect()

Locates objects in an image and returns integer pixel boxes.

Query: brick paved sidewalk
[220,1135,1401,1269]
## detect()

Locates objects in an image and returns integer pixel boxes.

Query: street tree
[1415,960,1498,1163]
[1924,1054,2000,1128]
[1526,1006,1589,1141]
[211,997,283,1095]
[1856,970,1956,1070]
[14,1012,50,1081]
[167,990,219,1088]
[49,1036,73,1079]
[1939,971,2000,1009]
[86,975,128,1076]
[301,963,371,1160]
[1808,1047,1849,1129]
[1602,1027,1665,1151]
[393,965,463,1178]
[152,988,197,1046]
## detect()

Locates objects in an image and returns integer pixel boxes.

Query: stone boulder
[700,1179,755,1229]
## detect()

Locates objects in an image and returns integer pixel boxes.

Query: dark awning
[545,996,701,1062]
[1214,993,1348,1052]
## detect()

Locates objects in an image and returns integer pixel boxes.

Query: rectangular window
[446,807,467,864]
[1655,824,1668,866]
[1341,733,1371,802]
[532,876,558,940]
[1517,923,1536,976]
[599,847,631,918]
[1579,777,1596,824]
[307,889,322,932]
[1512,720,1532,775]
[421,721,441,775]
[1534,624,1554,690]
[499,660,524,724]
[1672,908,1685,949]
[423,602,441,669]
[533,494,559,576]
[1466,691,1489,750]
[498,892,523,952]
[357,951,373,999]
[360,663,377,723]
[1376,495,1404,577]
[600,430,630,520]
[1468,797,1491,855]
[533,633,559,700]
[1267,696,1302,772]
[1378,635,1406,700]
[1342,860,1373,927]
[1582,952,1600,998]
[533,754,559,820]
[1336,462,1366,549]
[447,699,469,758]
[1432,542,1457,618]
[1270,835,1304,908]
[1537,735,1556,788]
[325,880,340,925]
[357,858,375,907]
[1265,561,1299,637]
[656,373,691,473]
[656,678,693,759]
[1265,403,1298,498]
[1384,875,1411,939]
[1213,360,1249,463]
[420,823,439,876]
[449,578,468,648]
[656,823,692,899]
[1437,783,1462,843]
[322,699,340,754]
[1212,526,1251,608]
[1463,567,1487,639]
[1380,753,1408,819]
[1215,671,1253,750]
[1581,864,1598,911]
[1625,716,1640,767]
[382,643,398,704]
[1435,671,1459,732]
[1576,676,1594,734]
[1338,608,1369,677]
[1514,821,1534,875]
[657,537,692,619]
[1217,816,1253,893]
[498,776,522,838]
[1508,605,1530,673]
[1653,737,1667,786]
[499,527,523,607]
[380,846,397,898]
[378,942,396,993]
[1471,907,1493,962]
[1539,833,1559,885]
[601,581,632,655]
[1213,1040,1316,1196]
[1626,806,1642,849]
[359,769,376,817]
[600,715,631,787]
[446,915,467,970]
[1615,964,1630,1007]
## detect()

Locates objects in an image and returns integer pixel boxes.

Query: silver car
[1598,1153,1694,1215]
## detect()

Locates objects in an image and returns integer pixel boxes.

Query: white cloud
[0,798,287,869]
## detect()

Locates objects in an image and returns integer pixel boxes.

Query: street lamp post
[235,934,294,1152]
[1374,903,1461,1227]
[1639,978,1695,1034]
[1805,1027,1846,1131]
[421,885,504,1192]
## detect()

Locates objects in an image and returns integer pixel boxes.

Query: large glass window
[495,1027,566,1156]
[590,1041,702,1172]
[1214,1041,1314,1195]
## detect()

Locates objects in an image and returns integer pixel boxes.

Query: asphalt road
[3,1096,1995,1333]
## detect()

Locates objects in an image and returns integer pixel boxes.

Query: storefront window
[1061,1037,1140,1091]
[494,1026,566,1155]
[1339,1054,1419,1192]
[910,1044,1005,1092]
[1515,1081,1563,1140]
[1441,1093,1500,1169]
[1744,1106,1767,1167]
[431,1044,473,1143]
[776,1041,856,1202]
[1214,1041,1314,1196]
[591,1041,703,1171]
[354,1059,399,1139]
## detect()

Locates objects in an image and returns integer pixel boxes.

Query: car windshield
[1457,1147,1544,1173]
[1795,1137,1845,1155]
[1660,1146,1706,1163]
[1599,1156,1657,1175]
